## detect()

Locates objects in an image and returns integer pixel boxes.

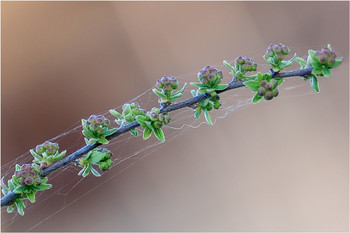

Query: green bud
[213,101,221,109]
[270,79,278,89]
[153,121,163,129]
[272,88,279,97]
[264,91,273,100]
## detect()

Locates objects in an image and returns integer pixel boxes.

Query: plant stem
[1,67,314,207]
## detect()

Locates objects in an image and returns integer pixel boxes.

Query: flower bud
[327,57,335,66]
[156,80,164,89]
[24,177,33,186]
[270,79,278,89]
[258,87,266,96]
[35,178,42,185]
[265,82,273,90]
[88,115,97,123]
[213,101,221,109]
[260,80,267,87]
[163,84,172,93]
[160,76,169,84]
[272,88,279,97]
[264,91,273,100]
[153,121,163,129]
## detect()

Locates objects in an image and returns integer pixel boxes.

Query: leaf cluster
[135,107,170,142]
[110,102,146,136]
[82,115,117,145]
[77,148,113,177]
[30,141,66,168]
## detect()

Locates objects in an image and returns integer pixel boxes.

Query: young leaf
[30,150,43,161]
[215,84,229,91]
[204,110,213,125]
[135,115,147,128]
[143,127,152,140]
[90,166,101,177]
[98,138,109,145]
[190,82,208,88]
[223,60,234,71]
[7,205,15,213]
[252,93,263,103]
[310,75,319,93]
[13,186,26,194]
[171,82,187,96]
[83,165,91,177]
[27,191,36,203]
[152,89,168,99]
[243,80,260,91]
[16,201,25,216]
[296,57,307,68]
[36,183,52,191]
[54,150,67,161]
[130,129,138,136]
[109,109,122,118]
[322,67,332,77]
[153,128,165,142]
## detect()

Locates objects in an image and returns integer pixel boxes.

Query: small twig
[0,67,314,207]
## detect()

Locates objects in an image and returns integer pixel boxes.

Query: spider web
[1,47,321,232]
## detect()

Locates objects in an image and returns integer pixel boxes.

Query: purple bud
[319,55,327,64]
[258,87,266,96]
[260,80,267,87]
[88,115,96,123]
[160,76,169,84]
[327,57,335,66]
[24,177,33,186]
[35,178,42,185]
[156,80,163,89]
[265,83,273,91]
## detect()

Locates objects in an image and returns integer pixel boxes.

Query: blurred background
[1,2,349,232]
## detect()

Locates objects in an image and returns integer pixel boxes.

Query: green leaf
[143,127,152,140]
[90,152,105,164]
[104,128,118,136]
[310,75,319,93]
[130,129,138,136]
[54,150,66,161]
[331,59,342,68]
[169,92,183,100]
[296,57,307,68]
[7,205,15,213]
[172,82,187,96]
[327,44,332,50]
[190,82,208,88]
[36,183,52,191]
[322,67,332,77]
[90,166,101,177]
[276,78,284,85]
[8,179,15,190]
[30,149,43,161]
[82,130,94,139]
[15,164,21,171]
[308,49,316,58]
[16,201,25,216]
[81,119,87,126]
[145,121,154,130]
[109,109,122,118]
[203,110,213,125]
[281,53,296,68]
[27,191,36,203]
[98,138,109,144]
[223,60,234,71]
[153,128,165,142]
[83,165,91,177]
[135,115,147,128]
[214,84,228,91]
[243,80,260,91]
[312,67,323,76]
[78,167,85,176]
[252,93,263,103]
[14,186,26,194]
[152,88,168,99]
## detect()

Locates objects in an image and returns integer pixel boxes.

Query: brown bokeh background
[1,2,349,232]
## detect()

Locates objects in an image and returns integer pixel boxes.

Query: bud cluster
[82,114,117,145]
[235,56,257,74]
[31,141,66,168]
[265,43,290,61]
[96,148,113,172]
[146,107,170,129]
[257,79,279,100]
[14,164,42,187]
[198,65,223,87]
[156,76,179,93]
[312,47,337,67]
